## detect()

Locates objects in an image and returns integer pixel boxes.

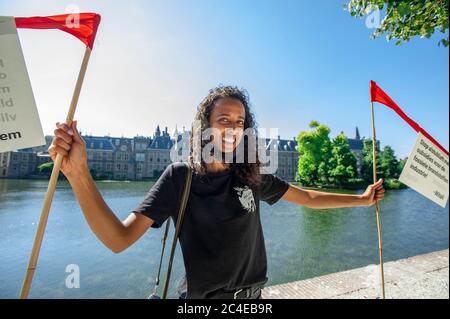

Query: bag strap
[149,215,170,298]
[161,162,193,299]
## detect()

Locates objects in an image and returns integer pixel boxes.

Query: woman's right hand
[48,120,88,177]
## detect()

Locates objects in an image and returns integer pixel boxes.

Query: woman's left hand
[361,178,385,206]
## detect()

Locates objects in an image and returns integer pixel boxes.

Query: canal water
[0,179,448,298]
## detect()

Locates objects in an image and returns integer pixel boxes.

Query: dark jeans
[179,287,263,299]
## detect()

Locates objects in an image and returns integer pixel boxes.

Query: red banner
[370,80,448,156]
[15,13,101,49]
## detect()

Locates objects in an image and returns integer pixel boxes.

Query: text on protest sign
[0,16,45,153]
[399,132,449,208]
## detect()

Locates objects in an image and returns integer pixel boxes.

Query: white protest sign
[0,16,45,153]
[399,132,449,208]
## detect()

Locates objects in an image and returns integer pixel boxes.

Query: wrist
[357,194,369,207]
[66,162,90,181]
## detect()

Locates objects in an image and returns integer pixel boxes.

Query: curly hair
[188,85,262,186]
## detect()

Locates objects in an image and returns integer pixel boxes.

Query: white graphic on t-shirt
[234,185,256,214]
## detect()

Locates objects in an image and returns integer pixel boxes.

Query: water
[0,179,448,298]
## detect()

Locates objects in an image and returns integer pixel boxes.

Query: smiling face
[189,85,262,185]
[208,97,246,153]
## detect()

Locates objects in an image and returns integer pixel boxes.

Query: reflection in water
[0,179,448,298]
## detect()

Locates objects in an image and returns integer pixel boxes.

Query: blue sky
[1,0,448,158]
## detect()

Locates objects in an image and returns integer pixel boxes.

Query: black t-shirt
[133,162,290,299]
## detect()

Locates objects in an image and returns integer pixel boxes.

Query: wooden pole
[19,46,92,299]
[370,101,386,299]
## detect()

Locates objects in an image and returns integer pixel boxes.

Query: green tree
[398,157,408,173]
[296,121,332,186]
[37,161,66,179]
[328,133,358,186]
[38,162,53,174]
[346,0,449,47]
[380,145,400,178]
[361,138,383,182]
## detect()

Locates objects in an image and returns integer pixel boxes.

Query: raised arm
[281,179,385,209]
[48,121,154,253]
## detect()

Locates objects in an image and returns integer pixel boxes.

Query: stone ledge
[262,249,449,299]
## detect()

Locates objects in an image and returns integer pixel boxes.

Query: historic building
[264,136,299,181]
[0,136,53,178]
[347,126,365,177]
[0,150,51,178]
[0,126,365,182]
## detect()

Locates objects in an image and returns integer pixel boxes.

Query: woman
[49,85,385,299]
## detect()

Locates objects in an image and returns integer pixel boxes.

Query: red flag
[15,13,101,49]
[370,80,448,156]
